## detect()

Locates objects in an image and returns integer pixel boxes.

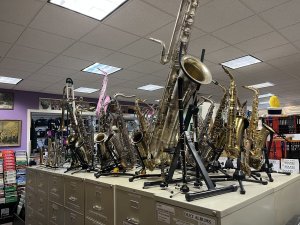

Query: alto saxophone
[222,66,247,159]
[147,0,212,162]
[243,86,273,170]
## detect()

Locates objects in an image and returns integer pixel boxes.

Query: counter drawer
[36,170,49,194]
[64,176,84,214]
[85,181,114,225]
[49,174,64,205]
[48,201,64,225]
[64,207,84,225]
[26,168,36,190]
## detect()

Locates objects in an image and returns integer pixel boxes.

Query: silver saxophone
[146,0,212,163]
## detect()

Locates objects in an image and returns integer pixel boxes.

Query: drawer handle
[92,205,102,211]
[68,196,77,202]
[70,212,76,220]
[38,208,43,213]
[51,216,57,221]
[51,188,57,193]
[126,217,140,225]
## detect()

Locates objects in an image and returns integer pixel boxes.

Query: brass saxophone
[201,81,228,166]
[132,98,155,171]
[243,86,272,170]
[148,0,212,161]
[222,66,247,159]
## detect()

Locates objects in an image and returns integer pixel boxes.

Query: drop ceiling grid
[0,0,299,105]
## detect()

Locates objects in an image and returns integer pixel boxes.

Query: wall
[0,89,97,151]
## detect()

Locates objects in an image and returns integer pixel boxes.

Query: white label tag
[269,159,280,172]
[156,203,175,214]
[157,211,170,224]
[281,159,299,173]
[184,211,216,225]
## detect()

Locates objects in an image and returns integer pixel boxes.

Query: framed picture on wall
[0,120,21,147]
[0,92,14,110]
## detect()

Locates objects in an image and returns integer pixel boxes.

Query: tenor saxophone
[148,0,212,162]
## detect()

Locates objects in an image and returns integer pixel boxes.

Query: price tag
[269,159,280,172]
[281,159,299,173]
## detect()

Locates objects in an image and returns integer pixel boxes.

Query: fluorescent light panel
[248,82,274,89]
[74,87,99,93]
[82,63,122,75]
[138,84,164,91]
[258,93,274,99]
[221,55,262,69]
[49,0,127,21]
[0,76,22,84]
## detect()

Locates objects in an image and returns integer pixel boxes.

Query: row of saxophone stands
[39,0,292,202]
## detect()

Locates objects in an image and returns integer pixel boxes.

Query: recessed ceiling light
[221,55,262,69]
[0,76,22,84]
[82,63,122,75]
[138,84,164,91]
[258,93,274,99]
[259,101,269,105]
[248,82,274,89]
[49,0,128,21]
[74,87,99,93]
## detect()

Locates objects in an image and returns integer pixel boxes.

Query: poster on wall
[0,92,14,110]
[0,120,22,147]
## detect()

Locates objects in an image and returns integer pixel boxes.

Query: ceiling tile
[236,32,288,53]
[127,60,165,74]
[0,21,25,43]
[109,69,147,81]
[48,55,92,71]
[35,65,77,77]
[213,16,273,45]
[205,46,245,64]
[120,38,161,59]
[240,0,290,13]
[104,0,174,36]
[62,42,113,62]
[7,45,56,64]
[260,0,300,29]
[17,28,75,53]
[194,0,253,32]
[254,44,299,61]
[0,42,11,58]
[293,40,300,49]
[81,24,139,51]
[189,35,228,56]
[265,53,300,67]
[0,0,44,26]
[279,23,300,42]
[27,73,63,83]
[140,0,181,16]
[100,52,143,69]
[0,68,31,79]
[14,79,48,90]
[29,4,98,39]
[0,58,42,73]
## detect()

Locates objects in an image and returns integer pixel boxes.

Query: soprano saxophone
[147,0,212,162]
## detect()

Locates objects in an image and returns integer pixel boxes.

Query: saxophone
[201,81,228,166]
[111,93,137,169]
[63,79,90,168]
[132,98,155,171]
[243,86,271,170]
[147,0,212,161]
[222,66,247,159]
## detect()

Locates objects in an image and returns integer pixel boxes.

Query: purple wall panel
[0,89,97,151]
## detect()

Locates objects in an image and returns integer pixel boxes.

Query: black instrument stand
[128,145,162,182]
